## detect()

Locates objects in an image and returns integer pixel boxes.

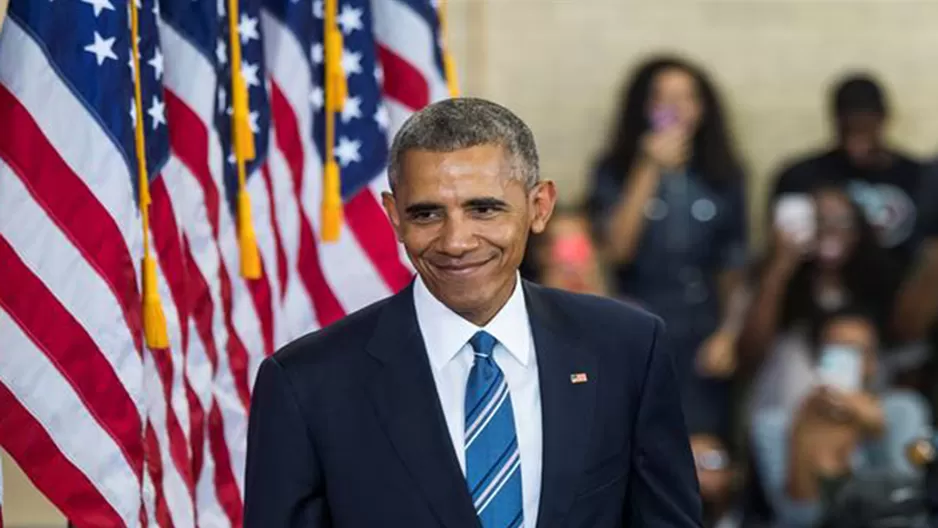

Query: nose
[438,214,478,257]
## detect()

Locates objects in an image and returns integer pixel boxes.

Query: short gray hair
[387,97,540,191]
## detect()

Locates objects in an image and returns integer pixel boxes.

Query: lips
[431,257,493,276]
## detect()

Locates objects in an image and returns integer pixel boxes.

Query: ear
[381,191,404,242]
[528,180,557,235]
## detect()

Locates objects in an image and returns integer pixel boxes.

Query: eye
[471,205,501,218]
[409,210,441,224]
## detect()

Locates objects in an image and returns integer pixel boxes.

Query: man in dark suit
[244,97,702,527]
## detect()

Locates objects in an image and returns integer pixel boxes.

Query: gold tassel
[238,189,262,278]
[321,160,342,242]
[130,0,169,348]
[437,0,460,97]
[321,0,345,241]
[227,0,261,278]
[142,256,169,349]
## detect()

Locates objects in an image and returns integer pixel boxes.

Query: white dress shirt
[413,273,542,527]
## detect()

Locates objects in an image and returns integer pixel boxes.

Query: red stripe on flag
[0,383,127,527]
[378,44,430,110]
[247,262,275,357]
[182,238,212,482]
[183,238,220,372]
[268,81,345,326]
[260,164,289,302]
[0,235,144,478]
[182,237,242,525]
[145,421,175,528]
[150,178,190,353]
[218,261,252,409]
[208,402,244,526]
[165,91,220,237]
[149,346,196,502]
[344,190,413,293]
[0,85,143,356]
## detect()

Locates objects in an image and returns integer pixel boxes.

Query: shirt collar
[413,272,532,372]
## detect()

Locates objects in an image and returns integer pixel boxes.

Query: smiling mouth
[432,258,494,276]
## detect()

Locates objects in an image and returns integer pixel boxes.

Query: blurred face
[814,190,858,270]
[383,144,556,325]
[647,67,703,134]
[821,316,878,381]
[838,111,886,168]
[539,214,603,295]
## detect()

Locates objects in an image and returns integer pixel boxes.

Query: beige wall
[446,0,938,240]
[2,451,66,527]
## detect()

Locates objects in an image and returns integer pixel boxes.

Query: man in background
[769,73,924,274]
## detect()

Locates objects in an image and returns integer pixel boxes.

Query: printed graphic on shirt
[847,181,917,249]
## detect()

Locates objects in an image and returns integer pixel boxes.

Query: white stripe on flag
[0,312,140,527]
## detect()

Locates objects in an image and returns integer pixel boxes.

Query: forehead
[396,144,522,201]
[652,68,697,95]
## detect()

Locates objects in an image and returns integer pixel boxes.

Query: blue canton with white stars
[213,0,271,215]
[309,0,392,199]
[10,0,169,203]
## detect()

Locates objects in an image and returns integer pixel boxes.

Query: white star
[227,152,237,165]
[226,106,233,116]
[334,136,361,167]
[310,87,324,110]
[215,40,227,65]
[337,5,364,35]
[217,0,225,17]
[239,14,260,45]
[341,49,362,77]
[130,98,137,127]
[84,32,118,66]
[217,87,227,112]
[241,61,260,87]
[147,96,166,130]
[312,0,323,19]
[81,0,114,17]
[248,110,260,133]
[374,104,390,130]
[311,43,323,64]
[127,48,136,76]
[147,48,164,80]
[341,96,362,123]
[374,65,384,85]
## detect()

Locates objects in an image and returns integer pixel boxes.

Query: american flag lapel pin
[570,372,588,384]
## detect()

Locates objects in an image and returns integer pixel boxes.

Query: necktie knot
[469,331,496,359]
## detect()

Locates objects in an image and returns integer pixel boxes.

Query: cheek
[401,226,436,254]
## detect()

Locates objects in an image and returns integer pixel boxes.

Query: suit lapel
[524,282,599,528]
[365,283,479,528]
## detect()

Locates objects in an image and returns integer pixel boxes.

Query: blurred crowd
[519,55,938,527]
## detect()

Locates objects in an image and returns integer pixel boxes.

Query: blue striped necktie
[464,331,524,528]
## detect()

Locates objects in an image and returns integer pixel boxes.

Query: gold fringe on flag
[321,0,347,242]
[227,0,262,278]
[129,0,169,349]
[437,0,459,97]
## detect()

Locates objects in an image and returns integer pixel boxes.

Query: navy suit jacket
[244,280,703,527]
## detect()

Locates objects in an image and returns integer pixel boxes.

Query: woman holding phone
[586,55,749,516]
[741,184,902,417]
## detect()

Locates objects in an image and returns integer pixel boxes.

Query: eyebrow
[463,197,509,209]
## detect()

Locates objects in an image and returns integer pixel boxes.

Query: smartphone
[774,194,816,246]
[651,106,679,132]
[816,344,864,392]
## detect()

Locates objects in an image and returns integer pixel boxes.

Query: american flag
[0,0,453,525]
